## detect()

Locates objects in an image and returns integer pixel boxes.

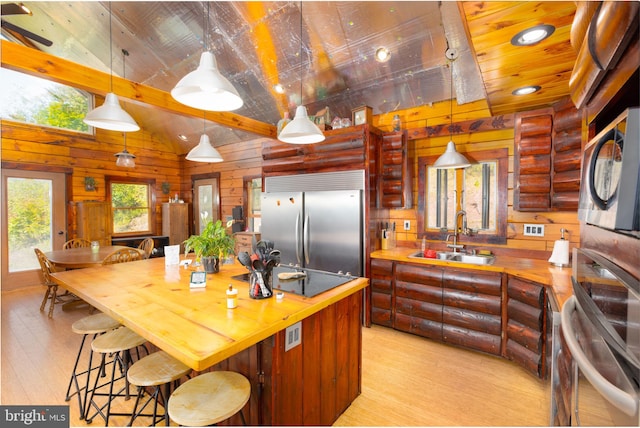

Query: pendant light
[433,48,470,169]
[186,112,223,163]
[114,49,136,167]
[277,2,325,145]
[115,133,136,167]
[171,3,242,111]
[83,2,139,132]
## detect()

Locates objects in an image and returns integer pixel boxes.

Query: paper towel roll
[548,239,570,267]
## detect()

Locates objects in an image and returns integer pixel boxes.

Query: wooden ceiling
[1,2,579,150]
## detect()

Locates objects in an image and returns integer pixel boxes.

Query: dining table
[45,245,133,269]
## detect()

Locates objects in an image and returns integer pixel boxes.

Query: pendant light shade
[85,93,140,132]
[171,52,243,111]
[278,106,325,144]
[186,133,223,163]
[115,149,136,167]
[433,141,471,169]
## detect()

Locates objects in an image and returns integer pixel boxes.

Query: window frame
[243,175,262,232]
[106,176,157,237]
[417,148,508,245]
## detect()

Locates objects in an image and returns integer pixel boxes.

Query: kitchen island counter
[52,257,368,425]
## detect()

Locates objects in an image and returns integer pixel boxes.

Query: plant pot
[201,256,220,274]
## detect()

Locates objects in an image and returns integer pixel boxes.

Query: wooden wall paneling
[552,99,583,211]
[378,131,411,209]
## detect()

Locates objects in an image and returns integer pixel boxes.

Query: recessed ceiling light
[511,24,555,46]
[375,47,391,63]
[274,83,285,94]
[512,85,541,96]
[178,134,188,141]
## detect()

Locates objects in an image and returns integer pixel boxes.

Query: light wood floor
[2,285,552,426]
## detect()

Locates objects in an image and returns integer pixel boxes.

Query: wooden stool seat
[91,326,146,354]
[168,371,250,426]
[128,351,191,387]
[72,313,120,335]
[126,351,192,426]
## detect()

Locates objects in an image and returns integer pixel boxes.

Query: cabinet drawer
[443,269,502,296]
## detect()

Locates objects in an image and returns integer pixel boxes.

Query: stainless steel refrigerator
[260,171,365,276]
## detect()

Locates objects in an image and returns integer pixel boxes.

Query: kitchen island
[51,257,368,426]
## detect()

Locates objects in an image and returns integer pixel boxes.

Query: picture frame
[351,105,372,126]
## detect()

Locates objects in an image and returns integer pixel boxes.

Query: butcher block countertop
[370,248,572,309]
[51,257,368,371]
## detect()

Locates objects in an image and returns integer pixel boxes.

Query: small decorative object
[392,114,402,131]
[161,181,171,195]
[189,271,207,289]
[341,117,352,128]
[183,220,235,274]
[352,105,372,126]
[226,284,238,308]
[331,116,342,129]
[91,241,100,253]
[84,177,96,191]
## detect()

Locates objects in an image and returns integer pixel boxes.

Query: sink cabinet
[369,259,549,377]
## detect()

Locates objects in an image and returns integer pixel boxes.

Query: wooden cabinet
[505,276,546,377]
[234,231,260,255]
[370,258,394,327]
[442,268,503,356]
[69,201,111,246]
[378,131,412,208]
[162,203,189,252]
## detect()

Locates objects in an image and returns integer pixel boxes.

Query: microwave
[578,107,640,236]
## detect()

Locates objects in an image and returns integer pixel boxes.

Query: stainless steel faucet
[446,210,469,253]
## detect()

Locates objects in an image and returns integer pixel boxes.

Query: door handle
[57,230,64,235]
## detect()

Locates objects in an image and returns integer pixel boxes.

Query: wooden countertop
[52,258,368,371]
[370,248,572,309]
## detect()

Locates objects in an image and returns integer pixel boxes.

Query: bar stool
[65,313,120,419]
[84,326,148,426]
[126,351,191,426]
[167,371,251,426]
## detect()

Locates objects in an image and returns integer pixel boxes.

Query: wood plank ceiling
[1,1,577,153]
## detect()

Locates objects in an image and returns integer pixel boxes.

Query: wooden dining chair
[35,248,72,318]
[102,248,143,265]
[63,238,92,249]
[137,237,155,259]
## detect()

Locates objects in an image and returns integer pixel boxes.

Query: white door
[193,177,220,234]
[1,169,66,290]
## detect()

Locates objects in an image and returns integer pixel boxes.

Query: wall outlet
[523,224,544,237]
[403,220,410,231]
[285,321,302,352]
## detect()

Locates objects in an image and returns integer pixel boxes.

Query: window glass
[463,162,497,231]
[427,168,456,230]
[0,68,91,133]
[110,182,151,234]
[248,178,262,232]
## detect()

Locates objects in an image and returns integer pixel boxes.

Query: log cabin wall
[1,119,183,238]
[371,99,580,260]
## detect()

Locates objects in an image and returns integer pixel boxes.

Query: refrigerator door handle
[303,214,310,265]
[295,213,302,265]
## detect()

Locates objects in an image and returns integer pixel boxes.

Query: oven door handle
[561,296,639,417]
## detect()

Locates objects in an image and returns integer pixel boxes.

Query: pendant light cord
[299,1,303,104]
[449,50,453,141]
[122,48,129,148]
[108,1,113,92]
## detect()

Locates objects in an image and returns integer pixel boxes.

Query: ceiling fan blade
[1,19,52,46]
[1,3,32,16]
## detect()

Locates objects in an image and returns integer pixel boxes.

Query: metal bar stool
[126,351,192,426]
[84,326,148,425]
[167,371,251,426]
[65,313,120,420]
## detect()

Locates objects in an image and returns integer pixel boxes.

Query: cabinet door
[370,258,394,327]
[162,203,189,251]
[378,131,412,208]
[442,268,502,355]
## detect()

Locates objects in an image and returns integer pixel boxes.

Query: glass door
[1,169,66,290]
[193,177,220,234]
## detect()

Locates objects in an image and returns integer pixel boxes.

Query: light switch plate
[285,322,302,352]
[403,220,410,231]
[523,224,544,237]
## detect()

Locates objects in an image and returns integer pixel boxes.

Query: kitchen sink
[408,251,495,265]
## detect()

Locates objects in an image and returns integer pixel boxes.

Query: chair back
[137,237,155,259]
[34,248,57,285]
[102,248,143,265]
[63,238,92,249]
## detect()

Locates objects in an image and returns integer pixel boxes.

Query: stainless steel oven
[577,107,640,238]
[561,248,640,426]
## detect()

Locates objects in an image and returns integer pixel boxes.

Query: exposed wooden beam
[0,40,276,139]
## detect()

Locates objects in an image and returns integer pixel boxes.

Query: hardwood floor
[2,285,552,426]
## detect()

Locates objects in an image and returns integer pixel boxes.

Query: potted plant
[183,220,235,273]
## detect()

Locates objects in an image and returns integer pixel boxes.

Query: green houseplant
[183,220,235,273]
